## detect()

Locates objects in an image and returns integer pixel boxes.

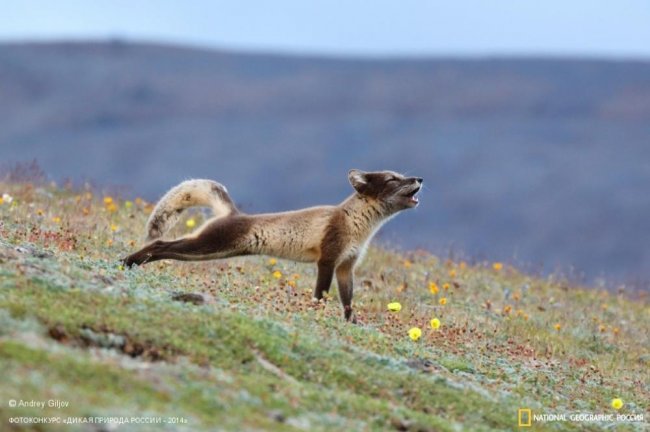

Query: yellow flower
[443,283,450,290]
[103,196,113,205]
[554,323,562,331]
[117,264,125,271]
[110,223,119,232]
[503,305,512,315]
[403,260,412,269]
[272,270,282,279]
[430,318,441,330]
[493,262,503,271]
[268,258,277,266]
[439,297,447,306]
[0,193,12,205]
[408,327,422,341]
[287,280,297,288]
[37,209,44,216]
[612,327,620,335]
[459,261,467,270]
[52,216,62,224]
[186,218,196,228]
[292,273,300,279]
[124,200,133,209]
[611,398,623,410]
[387,302,402,312]
[429,282,439,294]
[448,269,457,278]
[106,202,118,213]
[599,325,606,333]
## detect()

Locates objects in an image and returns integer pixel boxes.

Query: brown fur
[123,170,422,321]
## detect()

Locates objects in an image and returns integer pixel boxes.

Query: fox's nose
[415,177,423,184]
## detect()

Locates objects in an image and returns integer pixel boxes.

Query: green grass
[0,181,648,431]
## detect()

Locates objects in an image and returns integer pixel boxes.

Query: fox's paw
[120,253,144,268]
[344,306,357,324]
[119,257,133,269]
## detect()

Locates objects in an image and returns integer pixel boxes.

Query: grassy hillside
[0,180,648,431]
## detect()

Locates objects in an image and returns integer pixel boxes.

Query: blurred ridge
[1,40,649,283]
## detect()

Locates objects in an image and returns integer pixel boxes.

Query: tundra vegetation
[0,180,648,431]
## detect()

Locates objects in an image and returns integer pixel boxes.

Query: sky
[1,0,650,58]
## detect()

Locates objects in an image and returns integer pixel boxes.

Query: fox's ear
[348,169,368,192]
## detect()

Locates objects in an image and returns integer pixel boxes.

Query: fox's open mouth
[403,186,421,205]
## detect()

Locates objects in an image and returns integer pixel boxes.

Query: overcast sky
[2,0,650,58]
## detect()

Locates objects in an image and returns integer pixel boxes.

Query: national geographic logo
[517,407,645,427]
[518,409,532,427]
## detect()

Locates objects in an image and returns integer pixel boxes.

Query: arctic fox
[123,170,422,321]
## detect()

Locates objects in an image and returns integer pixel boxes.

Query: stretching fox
[122,170,423,321]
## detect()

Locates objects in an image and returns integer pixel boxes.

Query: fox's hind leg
[122,216,253,267]
[122,239,176,267]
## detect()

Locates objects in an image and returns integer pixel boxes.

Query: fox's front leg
[313,260,334,301]
[336,258,356,322]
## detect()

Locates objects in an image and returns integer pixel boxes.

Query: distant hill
[1,41,649,283]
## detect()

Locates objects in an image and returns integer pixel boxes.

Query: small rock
[79,327,126,349]
[95,274,114,285]
[48,325,68,342]
[14,245,52,259]
[171,292,206,305]
[390,417,414,431]
[33,250,53,259]
[268,410,286,423]
[404,358,435,373]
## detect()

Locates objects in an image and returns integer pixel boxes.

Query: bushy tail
[144,179,238,243]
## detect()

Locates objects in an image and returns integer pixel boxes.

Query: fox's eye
[387,177,399,184]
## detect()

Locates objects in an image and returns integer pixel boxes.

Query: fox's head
[348,169,423,211]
